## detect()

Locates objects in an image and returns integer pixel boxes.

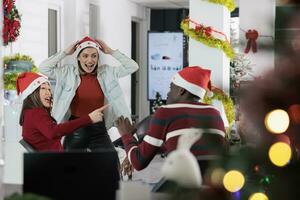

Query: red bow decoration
[186,18,229,42]
[244,29,259,54]
[195,25,212,37]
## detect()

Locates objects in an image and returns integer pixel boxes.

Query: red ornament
[195,25,203,33]
[244,29,259,54]
[288,104,300,124]
[204,27,212,37]
[254,165,260,172]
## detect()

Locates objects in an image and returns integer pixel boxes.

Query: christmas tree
[152,92,164,113]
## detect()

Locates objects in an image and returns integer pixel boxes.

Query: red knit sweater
[121,102,226,170]
[22,108,92,151]
[71,74,104,117]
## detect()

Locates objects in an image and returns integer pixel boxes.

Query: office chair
[19,139,36,152]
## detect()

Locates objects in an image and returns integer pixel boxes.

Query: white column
[189,0,231,92]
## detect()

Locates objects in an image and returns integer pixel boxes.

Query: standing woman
[17,72,107,151]
[39,36,139,151]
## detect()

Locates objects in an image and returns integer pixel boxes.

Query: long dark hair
[19,87,51,126]
[77,47,99,75]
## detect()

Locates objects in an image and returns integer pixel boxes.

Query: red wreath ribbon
[186,18,229,42]
[244,29,259,54]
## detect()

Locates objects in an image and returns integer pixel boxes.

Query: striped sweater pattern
[121,102,226,170]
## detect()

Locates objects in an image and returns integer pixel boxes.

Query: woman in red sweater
[17,72,108,151]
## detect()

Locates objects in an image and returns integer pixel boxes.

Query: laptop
[23,151,120,200]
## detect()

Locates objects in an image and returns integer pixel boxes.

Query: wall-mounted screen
[148,32,184,100]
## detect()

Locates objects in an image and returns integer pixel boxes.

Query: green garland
[181,19,235,59]
[207,0,236,12]
[4,53,38,90]
[203,87,235,137]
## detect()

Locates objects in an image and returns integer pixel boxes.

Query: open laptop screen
[23,151,120,200]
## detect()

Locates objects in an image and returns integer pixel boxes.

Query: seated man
[116,66,226,171]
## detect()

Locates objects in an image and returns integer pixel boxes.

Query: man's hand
[121,157,134,180]
[115,116,136,136]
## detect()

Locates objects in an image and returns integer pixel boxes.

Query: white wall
[2,0,49,64]
[2,0,62,185]
[239,0,276,76]
[189,0,230,92]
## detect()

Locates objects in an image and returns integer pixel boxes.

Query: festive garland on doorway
[203,86,235,137]
[3,0,21,45]
[181,18,235,59]
[206,0,236,12]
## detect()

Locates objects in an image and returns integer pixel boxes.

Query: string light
[210,168,226,186]
[223,170,245,192]
[268,142,292,167]
[264,109,290,134]
[249,192,269,200]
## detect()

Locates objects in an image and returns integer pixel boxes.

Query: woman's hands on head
[64,41,79,55]
[88,104,109,123]
[95,39,114,55]
[64,39,114,56]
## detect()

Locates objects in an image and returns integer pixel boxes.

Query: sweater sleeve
[39,51,67,79]
[121,108,167,170]
[111,50,139,78]
[30,108,92,140]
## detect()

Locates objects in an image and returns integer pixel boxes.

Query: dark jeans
[63,116,115,152]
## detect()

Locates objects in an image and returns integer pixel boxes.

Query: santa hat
[74,36,101,58]
[16,72,50,100]
[172,66,212,99]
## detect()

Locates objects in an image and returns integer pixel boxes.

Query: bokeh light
[210,168,226,186]
[288,104,300,124]
[249,192,269,200]
[268,142,292,167]
[223,170,245,192]
[264,109,290,134]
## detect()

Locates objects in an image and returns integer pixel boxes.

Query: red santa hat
[16,72,50,100]
[172,66,212,99]
[74,36,101,58]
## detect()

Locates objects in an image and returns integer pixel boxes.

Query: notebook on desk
[23,151,120,200]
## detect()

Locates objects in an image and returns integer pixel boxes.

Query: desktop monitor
[23,151,120,200]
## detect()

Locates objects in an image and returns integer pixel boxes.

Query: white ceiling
[129,0,189,8]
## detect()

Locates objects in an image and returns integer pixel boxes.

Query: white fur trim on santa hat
[172,73,206,99]
[19,76,49,100]
[74,41,101,58]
